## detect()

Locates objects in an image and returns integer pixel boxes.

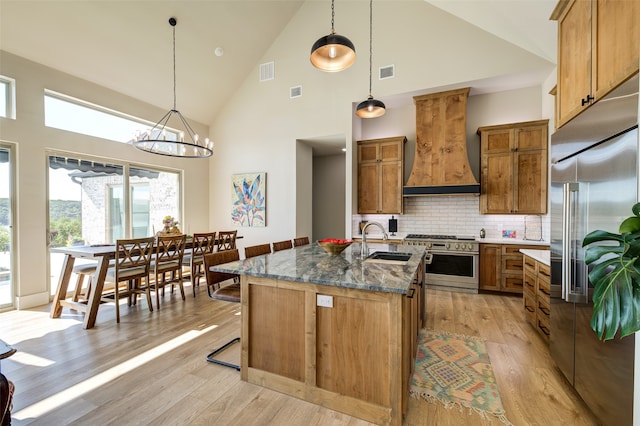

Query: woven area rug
[410,329,512,425]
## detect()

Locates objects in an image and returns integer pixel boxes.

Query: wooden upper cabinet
[478,120,549,215]
[357,136,405,214]
[552,0,639,128]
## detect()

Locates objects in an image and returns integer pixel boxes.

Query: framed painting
[231,172,266,227]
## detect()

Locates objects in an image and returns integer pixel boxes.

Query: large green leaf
[583,203,640,341]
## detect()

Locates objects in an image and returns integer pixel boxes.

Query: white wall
[208,1,554,248]
[0,51,211,308]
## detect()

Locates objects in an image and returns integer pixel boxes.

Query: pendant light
[310,0,356,72]
[133,17,213,158]
[355,0,386,118]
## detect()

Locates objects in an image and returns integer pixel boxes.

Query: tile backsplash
[352,195,550,241]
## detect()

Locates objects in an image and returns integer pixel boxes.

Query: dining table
[50,235,242,329]
[50,244,120,329]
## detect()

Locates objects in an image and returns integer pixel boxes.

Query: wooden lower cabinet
[480,243,549,294]
[523,255,551,342]
[240,264,423,425]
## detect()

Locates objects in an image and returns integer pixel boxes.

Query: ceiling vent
[379,64,395,80]
[290,85,302,99]
[259,61,275,82]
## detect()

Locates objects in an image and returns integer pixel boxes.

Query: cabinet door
[358,162,379,214]
[358,143,379,164]
[481,151,514,214]
[557,0,592,127]
[379,140,403,162]
[380,161,403,214]
[593,0,639,101]
[479,244,501,291]
[514,149,547,214]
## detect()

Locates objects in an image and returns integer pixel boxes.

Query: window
[0,76,16,119]
[44,90,178,143]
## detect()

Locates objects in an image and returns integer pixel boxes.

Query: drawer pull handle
[407,288,416,299]
[539,324,550,335]
[539,270,550,277]
[539,287,550,296]
[539,306,550,315]
[525,306,535,313]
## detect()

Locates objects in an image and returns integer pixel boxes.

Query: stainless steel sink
[364,251,412,264]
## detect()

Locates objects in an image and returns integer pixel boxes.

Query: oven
[404,234,479,293]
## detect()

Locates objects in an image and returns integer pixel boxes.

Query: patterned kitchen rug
[410,329,512,425]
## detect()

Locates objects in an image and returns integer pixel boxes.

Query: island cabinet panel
[240,271,418,426]
[247,284,306,381]
[316,296,391,406]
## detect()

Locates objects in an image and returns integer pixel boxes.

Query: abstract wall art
[231,172,266,227]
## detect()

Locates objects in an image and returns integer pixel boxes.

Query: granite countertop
[211,242,425,294]
[479,238,549,246]
[519,249,550,266]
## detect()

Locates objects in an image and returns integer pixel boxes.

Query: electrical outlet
[317,294,333,308]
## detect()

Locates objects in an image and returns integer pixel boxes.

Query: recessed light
[214,47,224,57]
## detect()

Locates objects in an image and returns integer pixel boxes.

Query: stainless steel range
[404,234,479,293]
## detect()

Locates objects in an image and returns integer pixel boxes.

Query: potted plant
[583,202,640,341]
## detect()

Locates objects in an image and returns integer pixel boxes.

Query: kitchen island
[211,242,425,425]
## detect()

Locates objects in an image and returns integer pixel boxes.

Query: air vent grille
[260,62,275,82]
[290,86,302,98]
[379,64,395,80]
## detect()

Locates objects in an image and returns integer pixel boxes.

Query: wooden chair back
[114,237,155,279]
[244,243,271,259]
[272,239,293,252]
[293,236,310,247]
[155,234,187,270]
[203,249,241,298]
[191,232,216,257]
[216,230,237,251]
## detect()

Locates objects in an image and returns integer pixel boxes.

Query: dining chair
[102,237,155,323]
[216,230,237,251]
[272,239,293,252]
[293,236,310,247]
[150,233,187,310]
[244,243,271,259]
[182,232,216,297]
[203,249,241,371]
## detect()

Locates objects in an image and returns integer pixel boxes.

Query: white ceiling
[0,0,558,129]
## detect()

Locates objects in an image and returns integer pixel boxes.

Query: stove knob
[426,242,432,249]
[445,243,450,249]
[455,243,460,249]
[468,244,474,250]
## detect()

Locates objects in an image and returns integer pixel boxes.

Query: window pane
[130,167,180,235]
[48,156,124,295]
[0,147,13,307]
[0,81,7,118]
[44,92,178,143]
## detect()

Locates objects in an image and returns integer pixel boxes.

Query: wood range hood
[403,87,480,196]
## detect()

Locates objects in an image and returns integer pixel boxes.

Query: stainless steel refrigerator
[550,74,638,425]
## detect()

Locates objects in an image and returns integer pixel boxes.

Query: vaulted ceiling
[0,0,557,126]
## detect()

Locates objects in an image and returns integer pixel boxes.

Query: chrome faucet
[361,221,388,257]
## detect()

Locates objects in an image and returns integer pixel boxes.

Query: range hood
[403,87,480,196]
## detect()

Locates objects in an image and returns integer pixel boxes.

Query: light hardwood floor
[2,286,599,425]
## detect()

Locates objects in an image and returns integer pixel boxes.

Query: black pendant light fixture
[310,0,356,72]
[133,17,213,158]
[355,0,386,118]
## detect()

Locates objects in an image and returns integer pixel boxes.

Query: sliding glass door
[47,154,181,295]
[0,145,13,308]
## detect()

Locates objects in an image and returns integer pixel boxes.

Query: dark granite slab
[210,242,425,294]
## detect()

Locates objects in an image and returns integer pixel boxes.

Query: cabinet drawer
[503,256,523,273]
[523,293,536,325]
[503,274,523,293]
[537,296,550,319]
[502,245,524,255]
[523,271,536,293]
[537,316,551,340]
[523,256,536,272]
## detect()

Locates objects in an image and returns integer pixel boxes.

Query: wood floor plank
[3,285,600,425]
